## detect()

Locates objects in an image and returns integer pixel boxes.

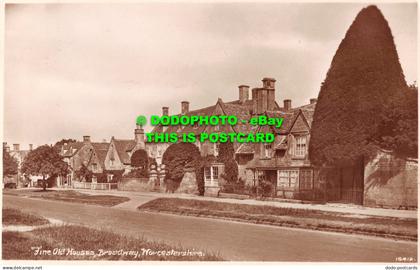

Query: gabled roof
[148,99,316,144]
[236,143,255,154]
[62,142,84,157]
[91,142,109,168]
[265,110,299,134]
[112,139,136,164]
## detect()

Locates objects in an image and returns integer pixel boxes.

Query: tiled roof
[62,142,84,157]
[236,143,255,154]
[148,99,316,142]
[179,105,217,135]
[113,139,135,164]
[266,110,299,134]
[274,135,288,150]
[91,142,109,168]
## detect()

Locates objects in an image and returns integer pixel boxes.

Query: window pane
[277,170,299,188]
[204,167,211,180]
[290,170,299,188]
[277,170,289,188]
[300,169,313,190]
[212,166,219,180]
[294,136,307,157]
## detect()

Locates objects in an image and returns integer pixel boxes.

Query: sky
[3,2,417,149]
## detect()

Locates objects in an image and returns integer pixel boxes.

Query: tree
[375,83,418,159]
[309,5,412,167]
[75,164,92,182]
[162,143,201,192]
[130,149,149,178]
[21,145,68,190]
[53,138,76,153]
[217,142,239,192]
[3,150,18,177]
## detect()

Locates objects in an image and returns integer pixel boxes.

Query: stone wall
[117,177,154,192]
[364,151,418,209]
[176,169,198,194]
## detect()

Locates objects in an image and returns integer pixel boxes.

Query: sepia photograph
[1,1,418,269]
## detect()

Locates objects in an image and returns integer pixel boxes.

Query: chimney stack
[283,99,292,111]
[238,85,249,104]
[29,144,33,151]
[162,106,169,116]
[310,98,317,104]
[252,78,277,114]
[83,136,91,143]
[135,124,145,149]
[181,101,189,114]
[262,77,276,89]
[13,144,20,151]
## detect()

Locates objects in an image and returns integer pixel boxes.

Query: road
[3,195,417,262]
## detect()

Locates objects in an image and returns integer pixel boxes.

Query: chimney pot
[83,136,91,143]
[262,77,276,89]
[310,98,317,104]
[238,85,249,104]
[283,99,292,111]
[13,144,20,151]
[29,144,33,151]
[181,101,189,114]
[162,106,169,116]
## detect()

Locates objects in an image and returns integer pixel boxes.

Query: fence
[72,181,118,190]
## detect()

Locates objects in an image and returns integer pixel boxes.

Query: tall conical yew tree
[309,5,416,166]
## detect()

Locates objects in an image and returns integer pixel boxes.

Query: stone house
[147,77,318,196]
[102,125,148,181]
[146,77,417,208]
[3,143,33,187]
[60,136,108,185]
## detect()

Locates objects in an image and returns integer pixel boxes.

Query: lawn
[3,208,49,226]
[138,198,418,241]
[2,208,221,261]
[3,189,130,206]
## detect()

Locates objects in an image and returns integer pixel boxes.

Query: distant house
[103,127,147,181]
[3,143,33,187]
[60,136,108,185]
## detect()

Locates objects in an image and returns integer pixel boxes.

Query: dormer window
[263,143,272,158]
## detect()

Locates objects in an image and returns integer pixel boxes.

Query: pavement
[60,188,418,219]
[3,195,417,262]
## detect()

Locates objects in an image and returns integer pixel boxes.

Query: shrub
[162,143,202,193]
[130,149,149,177]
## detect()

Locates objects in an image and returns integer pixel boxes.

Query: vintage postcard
[1,1,418,269]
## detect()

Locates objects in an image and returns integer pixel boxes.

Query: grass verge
[3,208,49,226]
[2,208,221,261]
[138,198,417,241]
[3,189,130,207]
[2,225,221,261]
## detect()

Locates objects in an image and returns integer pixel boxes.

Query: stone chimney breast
[262,77,276,89]
[284,99,292,111]
[162,106,169,116]
[13,144,20,151]
[238,85,249,104]
[181,101,189,114]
